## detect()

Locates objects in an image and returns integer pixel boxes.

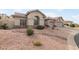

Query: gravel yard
[0,28,70,50]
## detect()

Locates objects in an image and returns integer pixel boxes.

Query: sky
[0,9,79,24]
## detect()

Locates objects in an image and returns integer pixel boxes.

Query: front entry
[34,16,40,26]
[20,19,27,28]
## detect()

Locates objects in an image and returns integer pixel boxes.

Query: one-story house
[0,10,64,29]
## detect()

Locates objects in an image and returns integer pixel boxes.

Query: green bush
[36,25,44,30]
[33,41,42,46]
[64,24,69,26]
[0,24,8,29]
[70,24,75,27]
[26,28,34,36]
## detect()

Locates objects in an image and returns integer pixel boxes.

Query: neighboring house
[45,17,64,28]
[0,10,64,28]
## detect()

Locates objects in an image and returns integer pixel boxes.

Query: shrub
[0,24,8,29]
[26,28,34,36]
[36,25,44,30]
[64,24,69,26]
[33,41,42,46]
[70,24,75,27]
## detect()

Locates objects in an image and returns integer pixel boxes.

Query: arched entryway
[34,16,40,26]
[26,10,46,27]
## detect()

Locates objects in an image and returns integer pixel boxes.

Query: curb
[67,30,79,50]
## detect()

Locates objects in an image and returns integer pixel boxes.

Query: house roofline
[26,10,46,18]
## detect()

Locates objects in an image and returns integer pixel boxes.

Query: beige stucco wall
[14,18,20,26]
[27,18,34,26]
[39,18,45,26]
[27,12,45,26]
[27,12,44,18]
[13,17,26,27]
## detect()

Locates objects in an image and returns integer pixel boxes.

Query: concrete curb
[67,30,79,50]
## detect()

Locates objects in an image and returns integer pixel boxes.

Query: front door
[34,16,39,26]
[20,19,27,28]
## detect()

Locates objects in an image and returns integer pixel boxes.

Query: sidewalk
[63,28,79,50]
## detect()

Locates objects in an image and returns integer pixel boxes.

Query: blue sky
[0,9,79,24]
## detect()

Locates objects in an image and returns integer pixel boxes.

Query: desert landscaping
[0,28,70,50]
[0,9,79,50]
